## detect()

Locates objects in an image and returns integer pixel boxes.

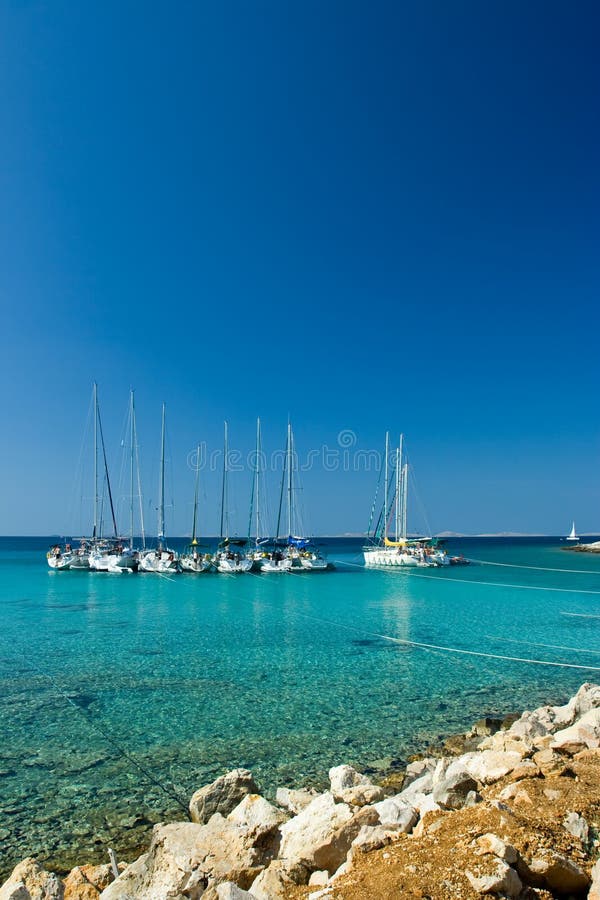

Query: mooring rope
[331,558,600,594]
[471,558,600,575]
[11,647,190,815]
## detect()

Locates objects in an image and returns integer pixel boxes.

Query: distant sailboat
[213,422,252,573]
[180,443,212,573]
[139,404,179,573]
[566,521,579,542]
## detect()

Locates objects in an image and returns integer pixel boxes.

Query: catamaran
[363,434,450,568]
[139,404,179,573]
[566,522,579,542]
[180,443,212,572]
[213,422,252,573]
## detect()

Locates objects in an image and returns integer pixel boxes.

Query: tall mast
[402,461,408,539]
[220,421,228,540]
[383,431,389,541]
[191,443,200,545]
[93,382,98,539]
[158,403,166,546]
[97,403,118,538]
[248,417,261,543]
[287,420,292,538]
[395,444,400,541]
[133,395,145,549]
[129,390,134,549]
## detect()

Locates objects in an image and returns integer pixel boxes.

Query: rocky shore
[2,683,599,899]
[563,542,600,554]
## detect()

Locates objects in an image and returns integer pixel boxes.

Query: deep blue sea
[1,535,600,875]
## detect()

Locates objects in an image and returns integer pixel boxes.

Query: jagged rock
[99,816,271,899]
[589,858,600,900]
[432,770,478,810]
[307,871,329,886]
[227,795,288,835]
[464,790,483,807]
[189,769,259,824]
[466,861,522,897]
[533,748,571,777]
[63,865,114,899]
[475,833,518,864]
[328,765,384,806]
[0,859,64,900]
[351,825,391,853]
[399,769,434,803]
[215,884,256,899]
[373,796,417,832]
[275,787,317,815]
[563,811,589,843]
[460,749,524,783]
[402,758,436,789]
[249,861,302,900]
[278,793,377,876]
[551,708,600,754]
[527,853,590,893]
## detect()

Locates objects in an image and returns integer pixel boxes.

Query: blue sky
[0,0,598,536]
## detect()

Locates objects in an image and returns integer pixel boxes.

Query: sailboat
[363,434,449,568]
[275,422,328,571]
[213,422,252,573]
[47,383,100,570]
[180,443,212,572]
[96,390,143,572]
[139,404,179,573]
[244,418,291,573]
[566,522,579,542]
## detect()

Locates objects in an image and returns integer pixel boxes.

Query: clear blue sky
[0,0,598,536]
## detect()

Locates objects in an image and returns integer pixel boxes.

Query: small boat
[212,423,252,574]
[566,522,579,542]
[139,404,179,573]
[180,444,212,573]
[259,547,293,573]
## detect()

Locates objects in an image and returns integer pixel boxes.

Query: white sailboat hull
[47,554,71,570]
[299,555,328,570]
[139,550,179,573]
[363,548,433,567]
[215,553,252,574]
[180,556,212,573]
[260,557,293,573]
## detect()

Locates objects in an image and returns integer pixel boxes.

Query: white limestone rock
[373,796,417,832]
[402,758,436,789]
[461,749,524,784]
[227,794,288,835]
[278,792,378,876]
[528,853,590,894]
[466,861,522,897]
[308,870,329,886]
[0,859,63,900]
[275,787,318,815]
[551,708,600,754]
[589,858,600,900]
[563,811,589,843]
[215,884,257,900]
[249,861,301,900]
[351,825,391,853]
[328,765,384,806]
[432,770,478,810]
[475,833,518,864]
[99,816,270,899]
[189,768,259,824]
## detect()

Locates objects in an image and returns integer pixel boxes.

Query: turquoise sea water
[1,535,600,876]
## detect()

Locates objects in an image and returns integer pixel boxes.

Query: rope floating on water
[293,611,600,672]
[471,558,600,575]
[331,559,600,594]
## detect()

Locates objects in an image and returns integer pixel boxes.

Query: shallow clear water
[1,535,600,875]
